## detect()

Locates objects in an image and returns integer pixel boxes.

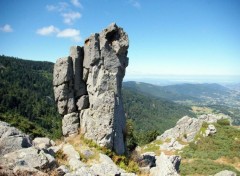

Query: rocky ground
[0,120,135,176]
[1,113,238,176]
[136,114,238,176]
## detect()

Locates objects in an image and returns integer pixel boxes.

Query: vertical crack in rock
[53,23,129,155]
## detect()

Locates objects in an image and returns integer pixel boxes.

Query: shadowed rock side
[53,23,129,155]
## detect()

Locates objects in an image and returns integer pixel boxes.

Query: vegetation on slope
[180,119,240,175]
[0,55,61,139]
[123,81,231,101]
[1,56,195,145]
[123,88,195,146]
[124,81,240,126]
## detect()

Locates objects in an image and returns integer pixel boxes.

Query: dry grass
[64,134,100,164]
[191,106,213,115]
[215,157,240,171]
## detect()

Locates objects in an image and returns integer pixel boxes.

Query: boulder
[89,153,126,176]
[56,165,70,176]
[160,138,185,151]
[150,153,181,176]
[62,143,80,160]
[33,137,55,150]
[62,143,85,171]
[0,121,32,156]
[157,116,202,142]
[214,170,237,176]
[139,152,156,174]
[13,166,48,176]
[62,112,79,136]
[3,147,56,170]
[205,124,217,136]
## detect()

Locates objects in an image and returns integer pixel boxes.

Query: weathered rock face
[53,23,129,154]
[157,114,230,143]
[157,116,202,143]
[0,121,32,156]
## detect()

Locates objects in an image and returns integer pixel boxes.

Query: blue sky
[0,0,240,79]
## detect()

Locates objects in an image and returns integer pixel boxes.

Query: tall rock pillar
[53,23,129,155]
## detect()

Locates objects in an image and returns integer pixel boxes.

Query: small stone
[33,137,54,150]
[56,165,70,176]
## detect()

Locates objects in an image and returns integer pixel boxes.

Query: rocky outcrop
[1,147,56,170]
[53,23,129,154]
[0,121,32,156]
[205,124,217,136]
[157,116,202,143]
[160,138,185,151]
[150,153,181,176]
[157,114,230,143]
[62,143,85,171]
[0,121,58,175]
[198,114,231,123]
[139,152,156,174]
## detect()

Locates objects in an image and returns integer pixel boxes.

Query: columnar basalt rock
[53,23,129,154]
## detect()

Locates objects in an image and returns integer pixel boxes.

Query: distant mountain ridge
[123,81,239,105]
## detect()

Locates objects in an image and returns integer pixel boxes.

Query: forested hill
[0,55,62,139]
[0,55,194,145]
[123,81,234,102]
[123,88,195,145]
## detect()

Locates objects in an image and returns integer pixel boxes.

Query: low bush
[180,159,240,175]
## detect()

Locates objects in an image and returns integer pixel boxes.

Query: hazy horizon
[124,74,240,85]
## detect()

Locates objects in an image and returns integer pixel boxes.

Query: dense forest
[123,88,195,145]
[0,55,196,146]
[0,55,62,139]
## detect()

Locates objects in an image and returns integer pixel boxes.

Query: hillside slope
[124,81,240,125]
[123,81,235,102]
[123,88,195,145]
[0,56,195,145]
[0,55,61,139]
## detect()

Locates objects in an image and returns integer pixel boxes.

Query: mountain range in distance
[123,81,240,106]
[1,55,240,144]
[124,75,240,88]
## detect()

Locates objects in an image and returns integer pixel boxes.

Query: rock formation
[157,114,230,143]
[150,153,181,176]
[0,121,32,156]
[53,23,129,154]
[0,121,135,176]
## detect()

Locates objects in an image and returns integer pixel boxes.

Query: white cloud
[62,11,81,25]
[0,24,13,32]
[46,2,69,12]
[129,0,141,9]
[71,0,83,8]
[36,25,81,42]
[57,28,81,42]
[36,25,59,36]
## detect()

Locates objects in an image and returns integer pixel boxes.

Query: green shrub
[217,119,230,126]
[180,159,240,175]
